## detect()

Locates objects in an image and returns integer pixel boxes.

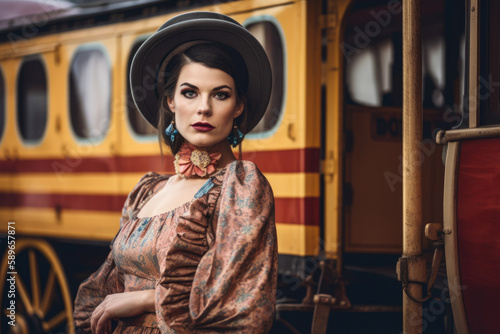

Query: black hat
[130,11,272,133]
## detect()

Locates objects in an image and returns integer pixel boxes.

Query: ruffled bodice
[73,161,278,333]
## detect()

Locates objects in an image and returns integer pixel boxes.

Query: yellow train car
[0,1,324,249]
[0,1,325,332]
[2,0,498,333]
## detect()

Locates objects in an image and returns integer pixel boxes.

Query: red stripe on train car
[0,148,320,174]
[0,193,320,226]
[457,137,500,334]
[1,193,126,212]
[275,197,320,226]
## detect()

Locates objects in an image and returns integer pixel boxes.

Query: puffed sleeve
[156,161,278,333]
[73,249,124,332]
[73,172,163,332]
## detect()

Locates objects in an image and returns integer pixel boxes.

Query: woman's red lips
[192,122,215,132]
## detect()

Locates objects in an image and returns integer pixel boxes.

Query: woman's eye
[181,90,196,98]
[214,92,229,100]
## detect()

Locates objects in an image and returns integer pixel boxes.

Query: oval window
[246,19,285,134]
[69,47,111,140]
[127,39,156,136]
[17,57,48,142]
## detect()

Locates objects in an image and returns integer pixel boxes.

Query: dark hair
[157,43,249,155]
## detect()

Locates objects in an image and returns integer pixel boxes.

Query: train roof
[0,0,233,43]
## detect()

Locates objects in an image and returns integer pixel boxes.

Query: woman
[73,11,277,334]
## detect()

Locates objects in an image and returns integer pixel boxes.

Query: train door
[440,0,500,332]
[338,0,462,262]
[322,0,465,311]
[8,48,62,235]
[58,37,122,241]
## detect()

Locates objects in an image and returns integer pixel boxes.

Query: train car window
[69,47,111,140]
[345,36,451,109]
[0,67,4,142]
[17,57,48,142]
[245,18,285,135]
[127,38,156,136]
[344,0,465,114]
[479,0,500,125]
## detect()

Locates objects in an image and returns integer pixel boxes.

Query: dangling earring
[165,120,178,143]
[227,123,244,148]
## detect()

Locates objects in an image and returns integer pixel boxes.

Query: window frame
[243,15,287,139]
[126,34,157,141]
[16,54,49,146]
[68,43,113,145]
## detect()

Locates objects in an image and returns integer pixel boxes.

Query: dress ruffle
[156,169,226,332]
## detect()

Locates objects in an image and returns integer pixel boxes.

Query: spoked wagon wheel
[0,239,74,334]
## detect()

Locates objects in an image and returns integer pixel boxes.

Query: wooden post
[468,0,479,128]
[402,0,426,333]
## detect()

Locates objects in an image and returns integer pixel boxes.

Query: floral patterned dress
[73,161,278,333]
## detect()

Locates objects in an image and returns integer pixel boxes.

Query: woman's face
[167,62,243,149]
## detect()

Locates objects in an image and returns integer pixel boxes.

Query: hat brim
[130,14,272,133]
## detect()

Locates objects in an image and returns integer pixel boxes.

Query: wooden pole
[402,0,425,333]
[468,0,479,128]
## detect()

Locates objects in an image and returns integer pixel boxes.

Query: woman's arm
[73,251,123,333]
[91,289,155,334]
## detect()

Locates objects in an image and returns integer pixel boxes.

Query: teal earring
[165,120,178,143]
[227,124,244,147]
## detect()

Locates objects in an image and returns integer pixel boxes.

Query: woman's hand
[90,289,155,334]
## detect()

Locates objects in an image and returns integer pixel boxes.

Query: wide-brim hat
[130,11,272,133]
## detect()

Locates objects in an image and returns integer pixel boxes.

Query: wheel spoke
[29,250,41,310]
[42,310,67,331]
[40,269,55,316]
[16,274,34,314]
[2,239,75,333]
